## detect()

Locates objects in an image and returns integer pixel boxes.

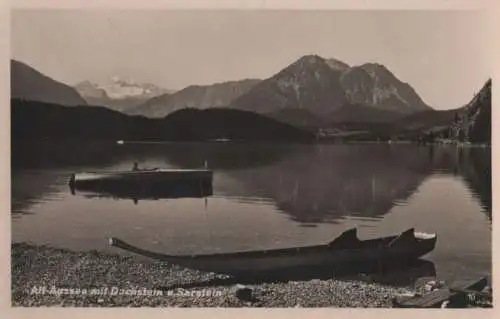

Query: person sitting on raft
[132,162,140,171]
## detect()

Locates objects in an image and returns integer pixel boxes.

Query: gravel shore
[12,242,431,307]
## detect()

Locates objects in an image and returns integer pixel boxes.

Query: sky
[11,10,493,110]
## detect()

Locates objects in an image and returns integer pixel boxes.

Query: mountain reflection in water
[12,141,491,224]
[11,141,491,283]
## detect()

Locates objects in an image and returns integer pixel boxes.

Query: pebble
[10,242,458,308]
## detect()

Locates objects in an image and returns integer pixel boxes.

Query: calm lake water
[11,141,491,284]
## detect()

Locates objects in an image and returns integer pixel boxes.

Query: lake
[11,141,491,284]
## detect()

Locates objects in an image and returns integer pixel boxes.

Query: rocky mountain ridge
[231,54,432,121]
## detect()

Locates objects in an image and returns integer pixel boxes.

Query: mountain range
[232,55,431,120]
[10,57,491,143]
[12,55,432,120]
[127,55,432,121]
[74,77,173,112]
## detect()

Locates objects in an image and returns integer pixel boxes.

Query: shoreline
[12,242,428,308]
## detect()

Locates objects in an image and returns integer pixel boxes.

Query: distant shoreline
[11,137,492,149]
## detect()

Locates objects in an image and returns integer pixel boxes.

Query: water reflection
[10,141,491,284]
[72,181,213,202]
[11,142,492,225]
[214,145,433,224]
[159,258,436,290]
[146,142,298,170]
[458,148,492,219]
[420,146,491,220]
[12,139,122,169]
[11,170,68,217]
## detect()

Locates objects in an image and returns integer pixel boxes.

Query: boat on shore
[109,228,437,276]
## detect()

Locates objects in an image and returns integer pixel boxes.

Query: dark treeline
[11,99,315,142]
[468,80,491,143]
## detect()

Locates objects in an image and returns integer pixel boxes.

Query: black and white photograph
[8,4,494,309]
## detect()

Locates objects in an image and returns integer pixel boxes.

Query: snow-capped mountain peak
[81,76,172,100]
[74,77,174,112]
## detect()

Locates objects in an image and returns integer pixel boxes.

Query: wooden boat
[70,168,213,186]
[392,277,489,308]
[72,183,213,201]
[109,228,436,276]
[69,168,213,195]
